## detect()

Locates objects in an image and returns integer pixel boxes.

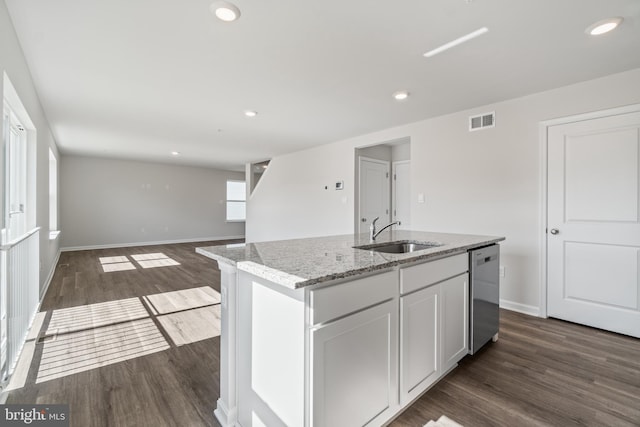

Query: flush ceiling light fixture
[424,27,489,58]
[585,17,623,35]
[171,151,180,156]
[393,91,410,101]
[244,110,257,117]
[210,1,241,22]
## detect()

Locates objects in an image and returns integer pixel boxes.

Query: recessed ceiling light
[171,151,180,156]
[244,110,257,117]
[393,91,410,101]
[585,17,623,36]
[424,27,489,58]
[210,1,241,22]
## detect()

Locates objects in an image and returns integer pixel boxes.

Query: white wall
[247,67,640,314]
[1,1,61,295]
[357,145,392,162]
[246,142,354,242]
[391,142,410,162]
[61,156,245,249]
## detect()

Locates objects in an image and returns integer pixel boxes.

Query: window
[49,148,58,235]
[226,180,246,221]
[3,101,27,241]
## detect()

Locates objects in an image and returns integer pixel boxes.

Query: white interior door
[359,157,390,234]
[392,161,410,229]
[547,111,640,338]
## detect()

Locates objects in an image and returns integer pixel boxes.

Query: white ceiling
[5,0,640,171]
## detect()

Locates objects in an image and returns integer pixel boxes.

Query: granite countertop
[196,230,504,289]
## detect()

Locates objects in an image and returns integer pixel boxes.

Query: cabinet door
[311,300,398,427]
[441,274,469,372]
[400,285,439,405]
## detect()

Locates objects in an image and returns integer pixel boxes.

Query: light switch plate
[418,193,425,203]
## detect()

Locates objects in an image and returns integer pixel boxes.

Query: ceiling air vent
[469,111,495,131]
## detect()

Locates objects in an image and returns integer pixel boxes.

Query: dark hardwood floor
[7,240,238,427]
[391,310,640,427]
[7,241,640,427]
[39,241,233,311]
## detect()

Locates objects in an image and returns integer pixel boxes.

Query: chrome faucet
[370,217,401,241]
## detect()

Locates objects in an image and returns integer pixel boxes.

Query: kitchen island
[197,230,504,427]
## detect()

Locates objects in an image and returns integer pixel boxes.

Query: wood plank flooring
[7,240,238,427]
[391,310,640,427]
[7,240,640,427]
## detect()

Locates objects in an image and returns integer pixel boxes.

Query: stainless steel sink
[354,240,443,254]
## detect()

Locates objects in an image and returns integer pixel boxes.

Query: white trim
[541,103,640,127]
[3,73,35,130]
[214,262,240,427]
[0,227,40,250]
[391,160,410,227]
[214,398,235,427]
[60,235,245,252]
[538,103,640,319]
[538,121,548,318]
[500,299,540,317]
[40,249,61,300]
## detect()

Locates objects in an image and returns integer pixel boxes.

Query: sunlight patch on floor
[102,262,137,272]
[131,253,180,269]
[144,286,221,315]
[46,297,148,334]
[157,305,221,346]
[137,258,180,269]
[28,286,221,384]
[98,253,180,272]
[99,256,128,264]
[36,319,169,383]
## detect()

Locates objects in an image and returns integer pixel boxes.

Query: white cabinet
[311,299,398,427]
[231,254,470,427]
[400,284,439,404]
[399,254,469,404]
[400,253,468,295]
[441,274,469,373]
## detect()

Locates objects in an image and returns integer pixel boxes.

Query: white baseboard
[61,235,245,252]
[499,299,540,317]
[40,249,61,299]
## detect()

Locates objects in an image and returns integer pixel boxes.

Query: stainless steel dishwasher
[469,244,500,354]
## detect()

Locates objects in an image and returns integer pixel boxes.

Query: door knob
[550,228,559,235]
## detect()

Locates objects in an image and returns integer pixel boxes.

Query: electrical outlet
[499,266,505,277]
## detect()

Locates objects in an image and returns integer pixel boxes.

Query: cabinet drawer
[310,270,397,324]
[400,253,468,295]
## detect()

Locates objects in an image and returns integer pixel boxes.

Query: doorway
[358,157,389,234]
[355,139,410,235]
[544,105,640,338]
[1,73,40,384]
